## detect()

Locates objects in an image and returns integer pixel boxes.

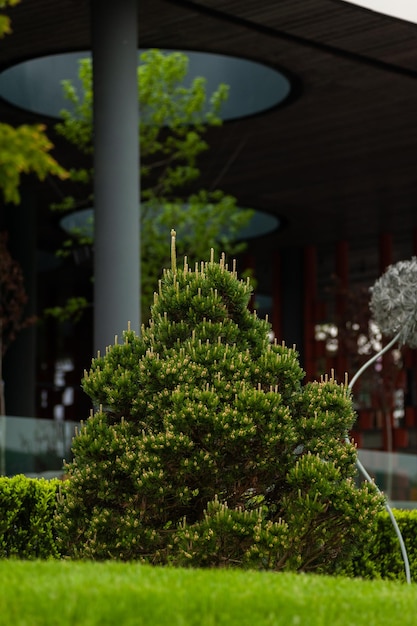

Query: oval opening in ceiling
[0,50,292,121]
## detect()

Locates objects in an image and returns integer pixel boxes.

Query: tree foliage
[56,238,384,573]
[0,123,68,204]
[0,0,68,204]
[0,0,19,39]
[52,50,253,319]
[0,0,66,419]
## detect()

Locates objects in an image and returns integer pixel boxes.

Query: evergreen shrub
[0,474,61,559]
[56,238,384,572]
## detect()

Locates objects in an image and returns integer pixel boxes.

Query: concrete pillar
[91,0,140,354]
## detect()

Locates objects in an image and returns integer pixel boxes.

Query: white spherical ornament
[370,257,417,348]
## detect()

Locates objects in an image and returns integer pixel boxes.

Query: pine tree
[56,231,384,572]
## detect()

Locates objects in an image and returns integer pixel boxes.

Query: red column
[271,251,282,341]
[335,240,349,382]
[378,233,394,450]
[303,245,317,381]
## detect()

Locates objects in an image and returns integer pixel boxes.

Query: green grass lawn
[0,560,415,626]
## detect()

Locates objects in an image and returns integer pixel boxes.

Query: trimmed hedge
[345,509,417,582]
[0,474,416,582]
[0,475,61,559]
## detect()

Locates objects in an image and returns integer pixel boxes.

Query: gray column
[91,0,140,355]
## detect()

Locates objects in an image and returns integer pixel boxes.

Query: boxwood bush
[345,509,417,582]
[0,474,61,559]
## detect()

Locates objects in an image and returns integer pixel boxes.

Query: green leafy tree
[52,50,253,320]
[0,0,66,428]
[56,235,384,573]
[0,1,67,204]
[0,0,18,36]
[0,123,67,205]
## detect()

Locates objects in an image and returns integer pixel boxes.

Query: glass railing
[358,448,417,509]
[0,415,79,478]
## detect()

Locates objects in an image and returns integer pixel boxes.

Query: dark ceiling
[1,0,417,280]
